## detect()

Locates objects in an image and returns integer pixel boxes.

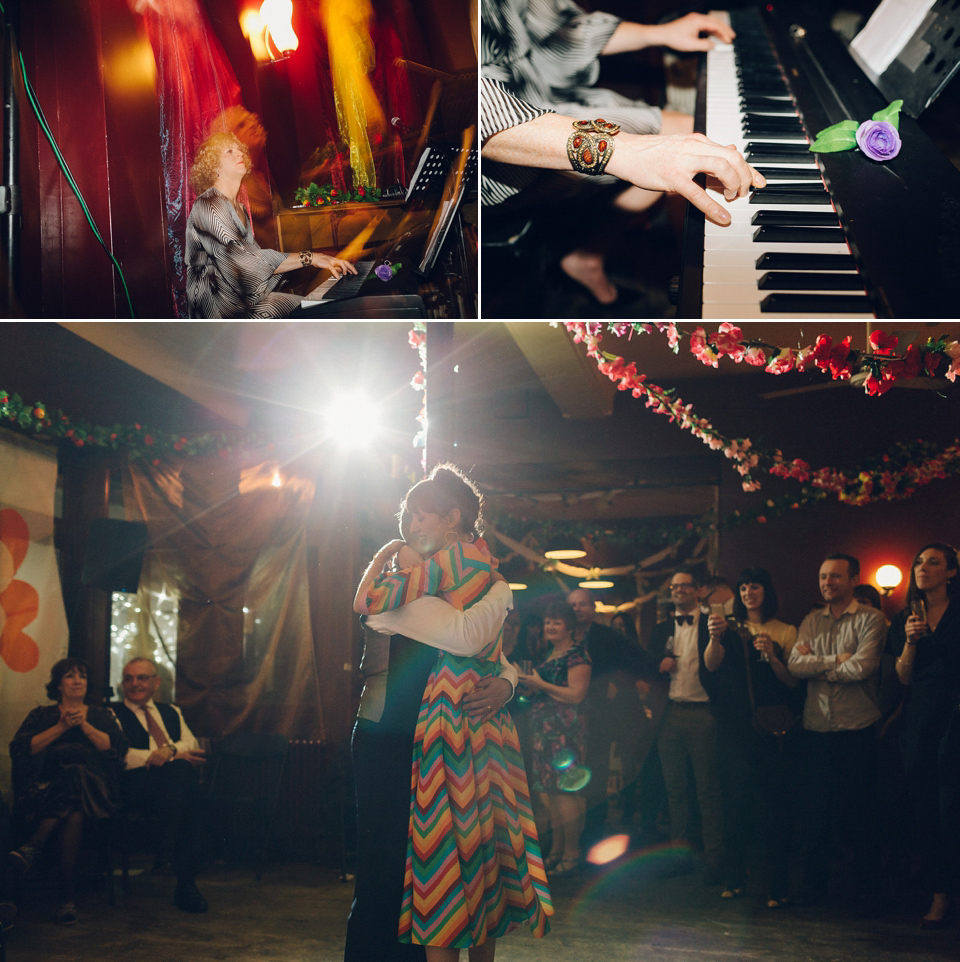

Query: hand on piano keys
[639,12,736,54]
[606,132,766,226]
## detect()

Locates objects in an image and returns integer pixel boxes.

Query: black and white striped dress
[481,0,662,207]
[185,188,303,318]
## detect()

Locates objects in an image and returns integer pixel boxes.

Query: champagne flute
[910,599,928,635]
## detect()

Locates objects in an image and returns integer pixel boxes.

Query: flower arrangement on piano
[809,100,903,162]
[294,181,384,207]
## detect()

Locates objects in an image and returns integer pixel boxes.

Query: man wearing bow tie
[647,568,724,883]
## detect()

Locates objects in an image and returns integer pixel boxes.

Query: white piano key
[692,9,871,317]
[702,302,873,319]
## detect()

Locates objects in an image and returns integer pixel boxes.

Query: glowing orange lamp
[875,564,903,596]
[260,0,298,61]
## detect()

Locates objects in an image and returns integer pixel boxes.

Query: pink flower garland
[589,322,960,393]
[564,322,960,504]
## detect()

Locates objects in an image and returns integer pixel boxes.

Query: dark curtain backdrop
[125,454,324,740]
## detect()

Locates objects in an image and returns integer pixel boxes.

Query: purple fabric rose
[375,264,393,282]
[855,120,901,161]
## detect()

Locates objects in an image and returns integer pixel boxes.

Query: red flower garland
[564,323,960,504]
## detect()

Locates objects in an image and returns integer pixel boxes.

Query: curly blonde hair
[189,132,252,196]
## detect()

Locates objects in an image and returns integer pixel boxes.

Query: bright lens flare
[586,834,630,866]
[324,392,381,449]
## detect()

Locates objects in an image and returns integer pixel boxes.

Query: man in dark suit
[647,568,724,883]
[113,657,208,912]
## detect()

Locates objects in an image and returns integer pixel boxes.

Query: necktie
[139,705,170,750]
[675,615,694,626]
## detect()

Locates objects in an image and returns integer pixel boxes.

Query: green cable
[5,10,137,317]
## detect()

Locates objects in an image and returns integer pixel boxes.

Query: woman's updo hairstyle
[399,463,484,540]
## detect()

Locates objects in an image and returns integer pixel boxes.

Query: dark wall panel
[19,0,170,318]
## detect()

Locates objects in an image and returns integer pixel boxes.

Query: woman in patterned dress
[185,132,355,317]
[518,601,592,878]
[355,464,552,962]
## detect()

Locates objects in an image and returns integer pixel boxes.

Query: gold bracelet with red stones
[566,119,621,175]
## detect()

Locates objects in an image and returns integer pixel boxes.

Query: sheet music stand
[850,0,960,116]
[405,145,477,276]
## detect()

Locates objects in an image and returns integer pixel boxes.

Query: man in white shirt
[113,657,208,913]
[788,553,886,912]
[650,568,724,884]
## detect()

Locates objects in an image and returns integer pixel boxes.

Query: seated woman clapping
[8,658,128,925]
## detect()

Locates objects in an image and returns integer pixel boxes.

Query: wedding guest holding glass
[729,567,801,907]
[8,658,127,925]
[518,602,592,879]
[887,543,960,929]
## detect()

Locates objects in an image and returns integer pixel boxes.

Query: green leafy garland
[0,390,260,462]
[294,182,384,207]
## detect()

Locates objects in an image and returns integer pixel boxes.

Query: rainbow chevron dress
[367,537,552,948]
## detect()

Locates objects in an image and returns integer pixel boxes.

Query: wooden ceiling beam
[505,322,615,418]
[59,322,249,427]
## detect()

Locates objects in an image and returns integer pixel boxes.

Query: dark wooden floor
[3,842,957,962]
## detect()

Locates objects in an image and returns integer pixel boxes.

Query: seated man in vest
[113,657,208,912]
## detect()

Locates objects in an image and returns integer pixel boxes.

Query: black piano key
[747,149,818,164]
[745,143,813,156]
[753,226,847,243]
[741,98,796,114]
[757,272,864,290]
[750,190,831,206]
[744,113,805,129]
[751,210,840,226]
[760,293,872,313]
[753,167,823,181]
[755,252,856,270]
[739,78,789,93]
[744,126,808,140]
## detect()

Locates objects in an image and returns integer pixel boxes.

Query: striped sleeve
[186,191,304,318]
[366,555,447,614]
[481,78,553,142]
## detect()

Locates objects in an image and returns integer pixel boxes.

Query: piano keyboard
[700,9,874,318]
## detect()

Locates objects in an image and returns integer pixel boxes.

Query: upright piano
[677,2,960,318]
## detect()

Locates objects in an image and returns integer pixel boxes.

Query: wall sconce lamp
[875,564,903,596]
[508,583,528,591]
[579,579,614,590]
[544,548,586,560]
[242,0,298,64]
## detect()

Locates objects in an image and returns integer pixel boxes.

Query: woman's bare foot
[560,250,617,304]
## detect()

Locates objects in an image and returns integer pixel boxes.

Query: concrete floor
[4,846,958,962]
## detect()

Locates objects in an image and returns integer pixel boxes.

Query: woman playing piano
[481,2,764,306]
[185,132,356,318]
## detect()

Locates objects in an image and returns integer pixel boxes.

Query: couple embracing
[346,464,553,962]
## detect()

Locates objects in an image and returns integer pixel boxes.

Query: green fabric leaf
[871,99,904,130]
[809,121,858,153]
